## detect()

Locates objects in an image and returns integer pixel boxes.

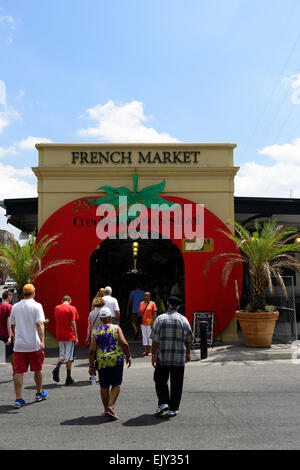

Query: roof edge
[35,142,237,149]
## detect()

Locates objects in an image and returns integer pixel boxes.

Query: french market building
[5,143,245,346]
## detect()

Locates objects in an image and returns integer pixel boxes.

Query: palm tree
[0,233,74,299]
[204,218,300,312]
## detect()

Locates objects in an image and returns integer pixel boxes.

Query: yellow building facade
[33,143,240,344]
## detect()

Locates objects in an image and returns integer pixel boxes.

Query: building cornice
[35,142,237,150]
[32,166,240,178]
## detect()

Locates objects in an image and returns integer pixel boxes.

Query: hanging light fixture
[132,241,139,272]
[125,241,142,275]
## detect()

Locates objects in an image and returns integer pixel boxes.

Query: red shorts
[14,350,45,374]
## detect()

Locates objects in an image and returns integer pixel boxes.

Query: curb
[1,345,298,367]
[191,344,298,362]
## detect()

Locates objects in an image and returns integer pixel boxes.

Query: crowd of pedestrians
[0,279,193,420]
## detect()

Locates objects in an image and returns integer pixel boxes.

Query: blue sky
[1,0,300,236]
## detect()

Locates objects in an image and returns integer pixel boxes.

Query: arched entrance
[34,195,243,346]
[89,237,185,334]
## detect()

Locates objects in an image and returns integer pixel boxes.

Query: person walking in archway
[86,296,106,346]
[127,283,145,339]
[139,291,157,357]
[102,287,120,325]
[91,288,105,309]
[88,307,132,420]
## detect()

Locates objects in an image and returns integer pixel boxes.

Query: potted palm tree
[0,233,74,300]
[204,218,300,347]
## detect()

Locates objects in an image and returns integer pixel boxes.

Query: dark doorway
[89,237,184,334]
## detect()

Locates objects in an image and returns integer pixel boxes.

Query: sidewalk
[192,341,299,363]
[2,338,299,366]
[40,339,300,367]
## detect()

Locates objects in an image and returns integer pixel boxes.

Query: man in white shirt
[103,286,120,325]
[9,284,48,408]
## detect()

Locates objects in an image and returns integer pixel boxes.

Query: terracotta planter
[236,310,279,348]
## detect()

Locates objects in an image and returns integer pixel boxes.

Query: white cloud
[0,162,37,200]
[0,107,20,134]
[258,138,300,164]
[0,80,6,105]
[0,15,15,28]
[0,81,20,133]
[235,138,300,197]
[0,14,17,44]
[0,208,21,240]
[283,73,300,105]
[0,111,10,133]
[0,136,53,158]
[77,100,179,143]
[17,136,53,150]
[0,145,18,157]
[0,79,38,236]
[235,161,300,197]
[14,88,25,101]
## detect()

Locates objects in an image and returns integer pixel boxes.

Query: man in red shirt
[0,290,14,372]
[52,295,79,385]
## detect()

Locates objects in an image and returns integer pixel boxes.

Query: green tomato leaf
[97,185,132,198]
[138,180,166,197]
[132,174,139,195]
[86,196,112,205]
[144,195,181,209]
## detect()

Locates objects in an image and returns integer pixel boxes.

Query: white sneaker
[168,410,178,417]
[154,404,169,416]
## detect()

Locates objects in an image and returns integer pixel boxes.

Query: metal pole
[200,321,208,360]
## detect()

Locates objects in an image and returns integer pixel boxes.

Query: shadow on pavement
[0,402,37,414]
[25,380,92,390]
[60,415,114,426]
[122,414,169,426]
[0,404,19,414]
[24,383,61,390]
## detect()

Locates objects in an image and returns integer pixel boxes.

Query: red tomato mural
[34,196,242,346]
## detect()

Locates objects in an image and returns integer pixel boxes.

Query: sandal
[106,407,119,420]
[141,352,147,357]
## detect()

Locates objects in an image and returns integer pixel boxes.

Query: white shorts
[58,341,75,362]
[141,325,152,346]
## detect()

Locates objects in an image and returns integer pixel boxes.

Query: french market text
[71,150,200,165]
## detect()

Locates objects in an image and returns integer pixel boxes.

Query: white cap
[99,307,112,318]
[104,286,112,294]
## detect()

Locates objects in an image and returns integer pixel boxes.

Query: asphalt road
[1,355,300,451]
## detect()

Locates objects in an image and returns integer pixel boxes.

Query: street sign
[192,311,215,345]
